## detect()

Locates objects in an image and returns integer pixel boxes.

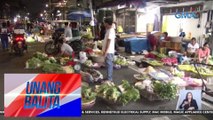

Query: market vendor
[162,32,171,41]
[147,32,157,51]
[187,37,199,57]
[58,39,74,57]
[102,18,115,81]
[196,42,210,64]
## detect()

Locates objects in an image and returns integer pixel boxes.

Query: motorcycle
[11,34,27,56]
[44,31,82,55]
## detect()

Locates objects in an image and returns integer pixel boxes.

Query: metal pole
[49,0,51,20]
[89,0,95,37]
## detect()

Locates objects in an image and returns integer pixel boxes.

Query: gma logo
[175,12,199,19]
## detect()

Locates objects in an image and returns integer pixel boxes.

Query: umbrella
[67,11,91,20]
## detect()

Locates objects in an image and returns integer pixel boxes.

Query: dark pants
[1,34,9,49]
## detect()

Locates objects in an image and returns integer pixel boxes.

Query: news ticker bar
[0,110,212,116]
[82,110,213,115]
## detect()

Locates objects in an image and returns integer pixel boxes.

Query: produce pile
[145,60,163,66]
[95,80,140,105]
[95,82,121,103]
[178,65,213,76]
[161,57,178,65]
[135,80,177,100]
[25,52,73,73]
[114,56,129,66]
[82,83,96,103]
[118,80,140,105]
[153,81,177,100]
[151,51,167,58]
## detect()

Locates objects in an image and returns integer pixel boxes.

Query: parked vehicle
[11,24,27,55]
[45,20,82,55]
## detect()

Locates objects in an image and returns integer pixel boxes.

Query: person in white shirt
[58,39,73,56]
[64,22,73,42]
[187,37,199,57]
[102,18,115,81]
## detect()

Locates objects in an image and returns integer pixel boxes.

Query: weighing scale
[192,63,213,104]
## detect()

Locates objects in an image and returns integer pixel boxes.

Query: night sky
[2,0,47,18]
[21,0,46,16]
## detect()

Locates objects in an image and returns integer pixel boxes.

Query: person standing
[64,22,73,42]
[147,32,157,51]
[0,22,9,50]
[102,18,115,81]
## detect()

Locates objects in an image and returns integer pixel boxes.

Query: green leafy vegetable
[118,80,140,105]
[82,85,96,103]
[26,57,43,69]
[42,63,65,73]
[153,81,177,100]
[33,52,48,61]
[95,83,121,102]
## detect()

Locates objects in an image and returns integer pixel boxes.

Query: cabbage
[26,57,43,69]
[42,63,65,73]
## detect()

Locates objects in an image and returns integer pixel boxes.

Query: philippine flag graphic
[4,74,81,117]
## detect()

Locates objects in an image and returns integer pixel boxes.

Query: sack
[79,51,88,63]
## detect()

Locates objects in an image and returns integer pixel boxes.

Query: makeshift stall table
[124,37,149,53]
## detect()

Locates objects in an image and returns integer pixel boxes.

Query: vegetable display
[42,63,65,73]
[84,60,93,67]
[26,57,43,69]
[114,56,128,66]
[146,60,163,66]
[82,85,96,103]
[33,52,48,61]
[153,81,177,100]
[118,80,140,105]
[95,80,140,105]
[95,82,121,103]
[178,65,213,76]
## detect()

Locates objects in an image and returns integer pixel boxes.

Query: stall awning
[94,0,147,9]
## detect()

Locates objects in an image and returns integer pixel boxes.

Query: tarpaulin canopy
[67,11,91,20]
[95,0,147,9]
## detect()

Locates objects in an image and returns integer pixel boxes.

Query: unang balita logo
[175,12,200,19]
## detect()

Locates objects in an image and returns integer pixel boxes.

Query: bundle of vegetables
[42,63,65,73]
[59,57,70,65]
[192,67,213,76]
[84,60,93,67]
[178,65,194,72]
[161,57,178,65]
[26,57,43,69]
[114,56,128,66]
[156,53,167,58]
[133,73,150,81]
[33,52,48,61]
[153,81,177,100]
[95,82,121,103]
[44,57,57,64]
[118,80,140,105]
[146,60,163,66]
[82,85,96,103]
